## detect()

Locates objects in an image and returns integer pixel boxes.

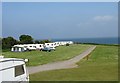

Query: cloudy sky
[2,2,118,40]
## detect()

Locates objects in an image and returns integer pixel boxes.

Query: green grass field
[30,45,118,81]
[2,44,91,66]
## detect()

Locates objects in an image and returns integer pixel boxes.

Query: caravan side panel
[2,67,14,81]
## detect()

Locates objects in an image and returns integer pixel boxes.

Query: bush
[66,43,69,46]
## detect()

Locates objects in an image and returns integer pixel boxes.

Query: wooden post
[87,55,89,60]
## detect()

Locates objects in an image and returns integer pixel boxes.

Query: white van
[0,56,29,83]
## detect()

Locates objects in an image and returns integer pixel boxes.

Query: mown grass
[2,44,91,66]
[30,45,118,81]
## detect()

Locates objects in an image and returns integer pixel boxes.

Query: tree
[39,40,51,44]
[66,43,69,46]
[34,40,40,44]
[19,35,33,44]
[44,40,51,43]
[39,40,45,44]
[0,38,2,50]
[2,37,18,49]
[0,37,2,45]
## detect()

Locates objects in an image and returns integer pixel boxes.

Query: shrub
[66,43,69,46]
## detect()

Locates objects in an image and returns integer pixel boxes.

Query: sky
[2,2,118,40]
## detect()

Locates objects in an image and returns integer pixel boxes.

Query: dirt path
[28,46,96,74]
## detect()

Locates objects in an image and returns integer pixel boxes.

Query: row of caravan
[11,44,44,52]
[11,41,73,52]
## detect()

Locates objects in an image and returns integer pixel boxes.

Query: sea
[51,37,118,44]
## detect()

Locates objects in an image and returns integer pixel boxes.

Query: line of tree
[2,34,51,49]
[34,39,51,44]
[2,37,18,49]
[0,37,2,50]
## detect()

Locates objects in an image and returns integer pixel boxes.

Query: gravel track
[28,46,96,74]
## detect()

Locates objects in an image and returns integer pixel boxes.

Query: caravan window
[33,46,36,48]
[40,45,41,47]
[15,65,25,77]
[24,46,28,48]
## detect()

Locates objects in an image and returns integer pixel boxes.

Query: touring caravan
[32,44,44,50]
[11,44,44,51]
[0,56,29,83]
[44,43,56,48]
[11,45,28,52]
[55,41,74,46]
[53,42,60,47]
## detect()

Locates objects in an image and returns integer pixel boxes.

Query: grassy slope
[30,45,118,81]
[2,44,91,66]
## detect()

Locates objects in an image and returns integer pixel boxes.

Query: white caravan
[0,56,29,83]
[11,45,27,52]
[23,44,44,50]
[56,41,74,46]
[53,42,60,47]
[33,44,44,50]
[11,44,44,51]
[44,43,56,48]
[22,44,37,50]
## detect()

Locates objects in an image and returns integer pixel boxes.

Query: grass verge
[30,45,118,81]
